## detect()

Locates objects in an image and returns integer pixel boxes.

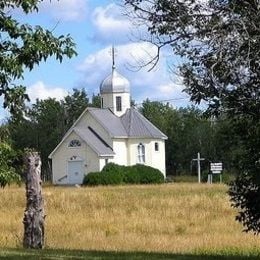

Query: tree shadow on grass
[1,248,259,259]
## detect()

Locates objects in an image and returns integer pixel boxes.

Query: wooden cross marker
[192,152,205,183]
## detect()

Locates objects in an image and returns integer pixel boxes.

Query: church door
[68,160,83,184]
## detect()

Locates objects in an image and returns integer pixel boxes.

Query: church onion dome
[100,68,130,94]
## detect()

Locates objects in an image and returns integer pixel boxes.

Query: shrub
[83,163,125,186]
[82,163,164,186]
[101,163,125,185]
[132,164,164,184]
[124,166,140,184]
[82,172,102,186]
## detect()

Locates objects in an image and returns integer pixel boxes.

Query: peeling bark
[23,151,45,249]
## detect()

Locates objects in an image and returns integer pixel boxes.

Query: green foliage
[91,94,101,108]
[0,142,16,164]
[123,166,140,184]
[131,164,164,184]
[4,247,260,259]
[9,98,65,176]
[228,119,260,233]
[101,163,125,185]
[7,90,101,178]
[125,0,259,119]
[0,0,76,116]
[229,174,260,234]
[0,142,21,188]
[63,89,89,127]
[0,165,21,188]
[141,100,241,176]
[82,163,164,186]
[82,172,102,186]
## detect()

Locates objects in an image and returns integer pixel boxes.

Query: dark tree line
[6,89,101,180]
[141,99,243,176]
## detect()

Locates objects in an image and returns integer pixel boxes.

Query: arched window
[68,139,81,148]
[137,143,145,163]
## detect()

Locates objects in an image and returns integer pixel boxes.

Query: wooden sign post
[209,162,223,184]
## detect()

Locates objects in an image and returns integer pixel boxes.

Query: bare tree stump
[23,151,45,249]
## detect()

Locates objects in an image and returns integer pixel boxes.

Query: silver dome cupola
[100,46,130,94]
[100,46,131,117]
[100,68,130,94]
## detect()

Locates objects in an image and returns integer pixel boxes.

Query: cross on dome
[109,45,117,70]
[100,46,130,94]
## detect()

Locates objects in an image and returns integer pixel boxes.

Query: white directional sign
[210,162,223,174]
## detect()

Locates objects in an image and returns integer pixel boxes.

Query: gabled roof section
[88,108,128,137]
[121,108,168,139]
[48,126,115,159]
[74,127,114,157]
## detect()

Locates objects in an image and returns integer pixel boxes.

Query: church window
[68,139,81,147]
[116,96,122,111]
[155,142,159,151]
[137,143,145,164]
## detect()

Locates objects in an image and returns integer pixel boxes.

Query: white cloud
[40,0,88,21]
[91,3,132,43]
[78,42,190,106]
[26,81,68,103]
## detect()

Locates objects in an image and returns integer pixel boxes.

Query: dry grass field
[1,183,260,256]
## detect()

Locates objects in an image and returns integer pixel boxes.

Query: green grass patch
[1,248,260,260]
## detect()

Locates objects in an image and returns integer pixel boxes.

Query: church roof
[121,108,168,139]
[100,68,130,94]
[49,107,167,159]
[88,108,128,137]
[74,127,114,157]
[88,107,167,139]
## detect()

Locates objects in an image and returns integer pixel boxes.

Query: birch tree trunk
[23,151,45,249]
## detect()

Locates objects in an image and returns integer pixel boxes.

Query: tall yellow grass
[0,183,259,253]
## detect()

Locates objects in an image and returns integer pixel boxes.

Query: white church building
[49,55,167,185]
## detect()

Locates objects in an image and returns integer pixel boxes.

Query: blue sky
[0,0,193,121]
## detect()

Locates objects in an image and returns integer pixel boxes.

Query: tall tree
[9,89,91,179]
[63,89,89,128]
[0,122,23,187]
[0,0,76,184]
[124,0,260,232]
[9,98,65,178]
[90,93,101,108]
[0,0,76,116]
